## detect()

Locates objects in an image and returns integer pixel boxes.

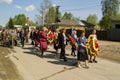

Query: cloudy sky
[0,0,102,26]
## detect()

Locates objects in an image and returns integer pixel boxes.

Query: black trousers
[21,37,25,47]
[60,45,66,60]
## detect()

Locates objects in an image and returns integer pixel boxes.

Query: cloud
[15,5,22,9]
[25,5,36,12]
[0,0,13,4]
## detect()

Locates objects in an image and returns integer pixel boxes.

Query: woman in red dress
[40,27,48,56]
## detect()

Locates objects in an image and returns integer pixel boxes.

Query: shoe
[84,66,89,69]
[93,59,98,63]
[64,58,67,62]
[89,60,93,63]
[77,64,82,68]
[74,55,76,57]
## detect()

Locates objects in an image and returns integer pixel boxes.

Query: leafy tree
[99,16,112,30]
[0,25,3,29]
[87,14,98,25]
[45,7,56,25]
[7,18,14,29]
[62,12,74,20]
[29,21,38,26]
[101,0,119,30]
[101,0,119,19]
[13,14,26,26]
[113,13,120,20]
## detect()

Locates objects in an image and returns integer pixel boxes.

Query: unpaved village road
[8,40,120,80]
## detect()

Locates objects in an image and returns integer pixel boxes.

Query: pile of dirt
[0,46,23,80]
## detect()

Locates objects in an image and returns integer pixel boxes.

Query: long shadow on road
[23,46,77,67]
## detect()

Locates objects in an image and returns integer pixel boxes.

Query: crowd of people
[0,27,99,69]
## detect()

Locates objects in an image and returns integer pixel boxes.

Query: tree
[29,21,38,26]
[0,25,3,29]
[101,0,119,29]
[13,14,26,26]
[45,7,56,25]
[37,0,51,25]
[99,16,112,30]
[62,12,74,20]
[101,0,119,19]
[7,18,14,29]
[87,14,98,25]
[113,13,120,20]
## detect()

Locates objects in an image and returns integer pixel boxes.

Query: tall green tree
[113,13,120,20]
[87,14,98,25]
[13,14,26,26]
[100,16,111,30]
[7,18,14,29]
[101,0,119,29]
[45,7,56,25]
[101,0,119,19]
[62,12,74,20]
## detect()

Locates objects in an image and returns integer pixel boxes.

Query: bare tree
[36,0,51,26]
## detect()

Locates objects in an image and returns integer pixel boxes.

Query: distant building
[14,25,23,30]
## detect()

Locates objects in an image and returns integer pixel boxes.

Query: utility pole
[55,6,60,30]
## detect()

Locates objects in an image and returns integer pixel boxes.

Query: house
[107,20,120,41]
[50,19,94,31]
[111,20,120,29]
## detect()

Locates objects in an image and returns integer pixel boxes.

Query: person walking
[25,29,29,43]
[53,29,59,54]
[87,30,99,63]
[30,29,34,45]
[39,27,48,56]
[58,28,67,62]
[20,29,25,48]
[77,31,89,69]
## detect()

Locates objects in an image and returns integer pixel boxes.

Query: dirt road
[9,41,120,80]
[0,47,23,80]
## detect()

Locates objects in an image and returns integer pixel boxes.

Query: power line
[62,5,102,12]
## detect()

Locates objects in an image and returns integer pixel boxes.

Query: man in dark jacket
[30,29,34,45]
[58,29,67,62]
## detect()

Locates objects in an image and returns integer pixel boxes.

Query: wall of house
[112,22,120,29]
[107,28,120,41]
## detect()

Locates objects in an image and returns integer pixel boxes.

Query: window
[115,24,120,29]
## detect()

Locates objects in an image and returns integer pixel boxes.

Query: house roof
[50,19,94,29]
[57,19,81,26]
[80,20,95,29]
